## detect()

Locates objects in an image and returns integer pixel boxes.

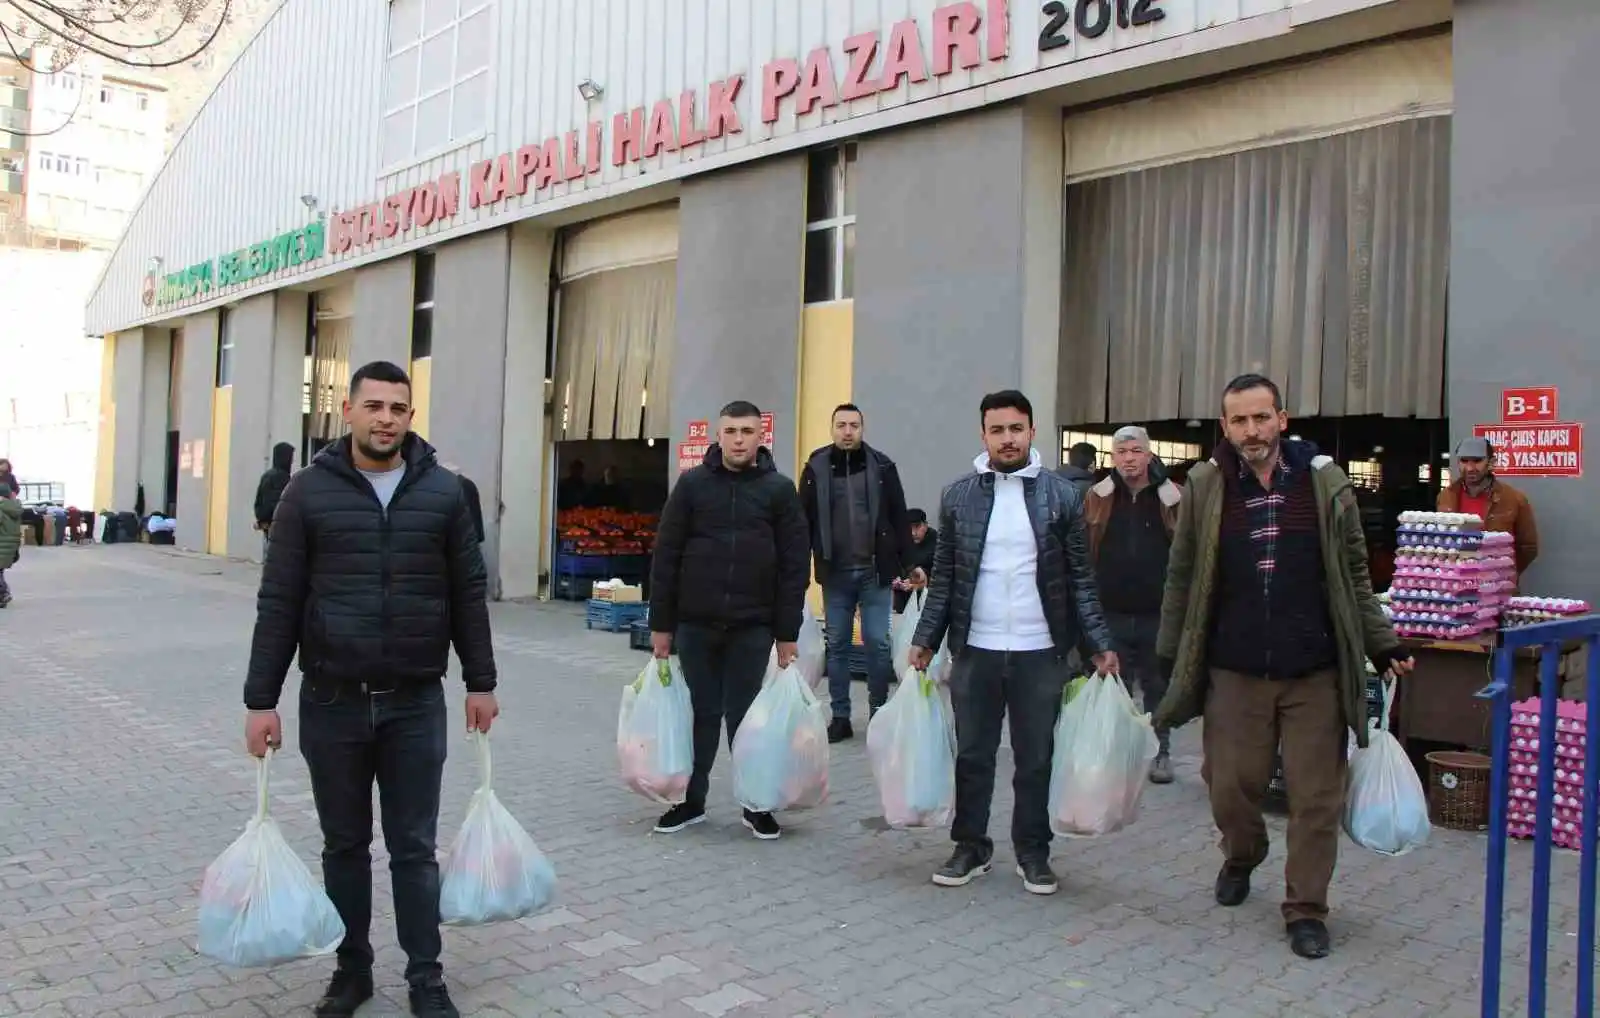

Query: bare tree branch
[4,1,233,70]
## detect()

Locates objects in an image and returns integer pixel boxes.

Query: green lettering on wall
[150,220,330,306]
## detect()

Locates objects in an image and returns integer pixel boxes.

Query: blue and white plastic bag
[731,663,830,812]
[1343,679,1431,856]
[440,731,558,925]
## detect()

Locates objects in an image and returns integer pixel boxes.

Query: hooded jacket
[253,442,296,527]
[799,442,914,587]
[242,433,496,710]
[649,445,811,641]
[0,489,19,567]
[912,448,1114,661]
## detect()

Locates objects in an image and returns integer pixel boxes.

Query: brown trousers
[1201,667,1348,924]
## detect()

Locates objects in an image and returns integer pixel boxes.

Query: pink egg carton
[1512,697,1588,728]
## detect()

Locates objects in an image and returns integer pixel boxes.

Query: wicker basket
[1425,751,1492,831]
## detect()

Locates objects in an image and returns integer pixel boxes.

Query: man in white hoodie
[910,390,1118,895]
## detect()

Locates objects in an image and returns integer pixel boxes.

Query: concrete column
[110,328,144,511]
[137,329,172,512]
[226,293,277,559]
[674,156,807,477]
[852,103,1066,512]
[176,311,218,551]
[351,254,414,370]
[271,291,308,467]
[430,228,511,596]
[1450,0,1600,603]
[498,224,554,600]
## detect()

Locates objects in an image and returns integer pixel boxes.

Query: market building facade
[87,0,1598,605]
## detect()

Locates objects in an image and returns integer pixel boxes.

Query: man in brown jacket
[1154,374,1412,961]
[1437,436,1539,577]
[1084,425,1181,781]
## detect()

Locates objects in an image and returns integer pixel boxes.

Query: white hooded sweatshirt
[967,448,1053,652]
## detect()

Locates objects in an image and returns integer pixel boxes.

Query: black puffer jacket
[649,445,810,641]
[913,457,1114,660]
[243,434,496,709]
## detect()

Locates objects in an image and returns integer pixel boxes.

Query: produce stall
[553,508,657,601]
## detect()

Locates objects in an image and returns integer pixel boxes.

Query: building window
[804,143,857,305]
[411,250,435,359]
[1061,430,1203,470]
[216,308,235,386]
[382,0,494,168]
[136,93,149,111]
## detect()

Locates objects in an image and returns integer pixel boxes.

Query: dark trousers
[1201,667,1347,923]
[675,623,773,811]
[1105,611,1170,751]
[299,677,448,983]
[949,648,1068,861]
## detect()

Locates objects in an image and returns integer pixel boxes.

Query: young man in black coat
[799,404,918,742]
[648,400,810,841]
[243,360,498,1018]
[253,441,296,558]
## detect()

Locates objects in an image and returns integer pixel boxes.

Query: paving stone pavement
[0,544,1587,1017]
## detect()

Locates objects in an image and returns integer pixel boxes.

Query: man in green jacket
[1154,374,1412,960]
[0,481,20,606]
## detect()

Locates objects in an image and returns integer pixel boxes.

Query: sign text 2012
[1039,0,1166,51]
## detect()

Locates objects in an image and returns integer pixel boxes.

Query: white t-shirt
[360,465,405,510]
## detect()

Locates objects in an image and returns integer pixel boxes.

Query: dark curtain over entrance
[1060,115,1451,423]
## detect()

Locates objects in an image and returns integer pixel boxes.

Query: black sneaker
[408,976,461,1018]
[653,803,706,834]
[743,810,781,840]
[1287,918,1331,959]
[1015,858,1059,896]
[932,843,993,887]
[314,969,374,1018]
[1149,752,1175,784]
[1215,863,1253,907]
[827,718,854,743]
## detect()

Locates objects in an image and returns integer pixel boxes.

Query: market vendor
[1436,436,1539,575]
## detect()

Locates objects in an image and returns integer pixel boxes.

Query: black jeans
[675,623,773,811]
[1105,611,1170,749]
[299,677,448,984]
[948,648,1067,862]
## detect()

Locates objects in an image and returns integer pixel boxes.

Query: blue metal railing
[1479,616,1600,1018]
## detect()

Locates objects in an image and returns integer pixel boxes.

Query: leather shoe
[1214,863,1252,907]
[1287,918,1331,959]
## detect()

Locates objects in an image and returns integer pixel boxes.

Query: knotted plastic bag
[197,750,345,967]
[1343,679,1431,856]
[891,593,952,685]
[867,667,957,829]
[439,731,558,925]
[731,662,830,812]
[795,605,826,691]
[1047,673,1159,837]
[617,658,694,804]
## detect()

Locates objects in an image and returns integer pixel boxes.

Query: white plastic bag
[867,667,957,829]
[439,731,557,925]
[617,657,694,805]
[731,663,830,812]
[1047,673,1160,838]
[795,605,826,691]
[197,750,345,968]
[1343,680,1431,856]
[892,593,952,685]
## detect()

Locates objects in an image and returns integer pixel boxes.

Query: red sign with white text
[1501,387,1560,424]
[1473,423,1584,478]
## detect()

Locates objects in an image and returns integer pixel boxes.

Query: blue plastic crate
[586,599,648,633]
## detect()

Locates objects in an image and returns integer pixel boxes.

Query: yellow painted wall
[93,334,116,511]
[411,356,432,439]
[797,301,855,616]
[207,386,232,556]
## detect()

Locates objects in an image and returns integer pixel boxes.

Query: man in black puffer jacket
[648,400,810,842]
[910,390,1117,898]
[243,360,495,1018]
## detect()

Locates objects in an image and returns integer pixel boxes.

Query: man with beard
[1154,373,1411,960]
[1436,436,1539,577]
[649,400,811,840]
[893,508,938,615]
[244,360,498,1018]
[909,390,1117,897]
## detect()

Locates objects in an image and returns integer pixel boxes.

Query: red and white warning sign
[1473,423,1584,478]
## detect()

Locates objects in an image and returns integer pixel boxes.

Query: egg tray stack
[1507,697,1591,849]
[1385,511,1516,642]
[1501,596,1592,630]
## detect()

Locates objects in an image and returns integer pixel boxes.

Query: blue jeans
[824,567,893,719]
[299,676,448,983]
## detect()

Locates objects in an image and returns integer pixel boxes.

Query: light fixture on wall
[147,255,163,271]
[1185,419,1201,428]
[577,79,604,102]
